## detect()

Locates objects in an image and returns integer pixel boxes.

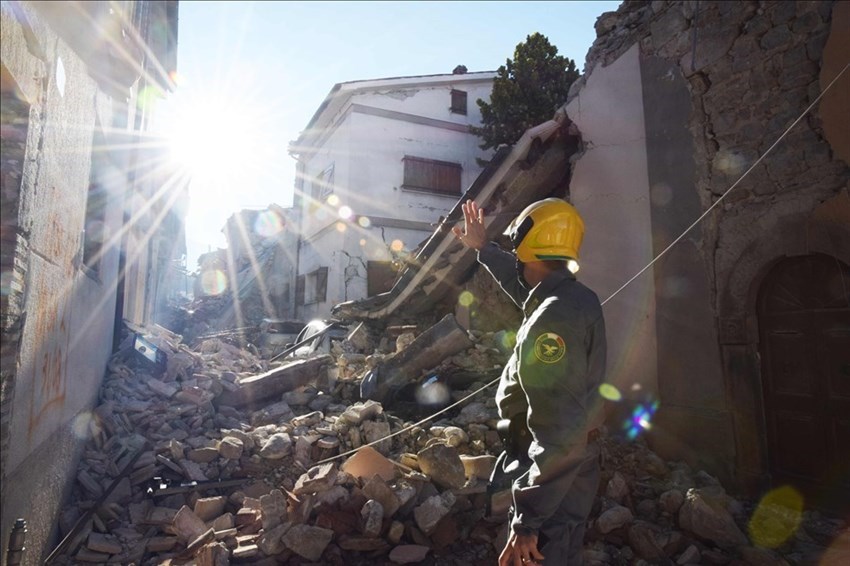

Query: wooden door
[758,254,850,511]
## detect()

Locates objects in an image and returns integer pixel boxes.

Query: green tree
[473,33,579,160]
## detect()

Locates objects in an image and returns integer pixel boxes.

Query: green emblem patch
[534,332,566,363]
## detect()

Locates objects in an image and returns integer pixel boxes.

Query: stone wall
[571,0,849,491]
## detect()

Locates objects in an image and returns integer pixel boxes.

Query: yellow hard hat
[505,198,585,262]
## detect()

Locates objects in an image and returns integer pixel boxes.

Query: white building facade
[290,70,496,321]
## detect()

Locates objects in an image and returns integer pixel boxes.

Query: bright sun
[165,98,258,188]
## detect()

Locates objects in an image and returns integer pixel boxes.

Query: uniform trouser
[510,441,601,566]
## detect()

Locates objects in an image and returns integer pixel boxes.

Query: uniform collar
[522,269,576,315]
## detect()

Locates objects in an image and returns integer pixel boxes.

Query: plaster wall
[565,43,659,400]
[296,79,492,319]
[347,110,484,215]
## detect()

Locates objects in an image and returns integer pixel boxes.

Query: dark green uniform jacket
[478,242,607,533]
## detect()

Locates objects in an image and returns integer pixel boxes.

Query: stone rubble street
[50,324,848,565]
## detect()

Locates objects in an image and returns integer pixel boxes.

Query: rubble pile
[52,325,847,565]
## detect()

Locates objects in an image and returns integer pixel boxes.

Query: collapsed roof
[332,109,583,321]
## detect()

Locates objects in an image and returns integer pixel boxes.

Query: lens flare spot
[201,269,227,296]
[72,412,93,440]
[458,291,475,307]
[599,383,622,402]
[254,210,284,238]
[499,331,517,350]
[359,239,366,246]
[169,71,185,87]
[714,150,746,176]
[357,216,372,228]
[338,205,353,220]
[623,400,659,440]
[327,194,340,206]
[567,260,580,274]
[390,239,404,252]
[748,486,804,548]
[631,383,643,391]
[416,376,450,406]
[336,222,347,233]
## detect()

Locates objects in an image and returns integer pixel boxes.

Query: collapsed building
[3,0,849,564]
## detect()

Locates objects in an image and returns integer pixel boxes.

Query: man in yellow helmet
[453,198,607,566]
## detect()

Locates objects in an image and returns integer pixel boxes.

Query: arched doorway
[757,253,850,511]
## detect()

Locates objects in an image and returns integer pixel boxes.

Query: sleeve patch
[533,332,566,363]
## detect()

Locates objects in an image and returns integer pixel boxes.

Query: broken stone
[218,436,243,460]
[460,454,497,480]
[196,541,230,566]
[339,400,384,425]
[260,489,288,529]
[294,462,337,495]
[597,504,634,534]
[606,471,630,503]
[417,443,466,490]
[389,544,431,564]
[362,475,401,517]
[362,314,473,403]
[627,520,667,561]
[281,524,333,561]
[172,505,208,543]
[337,535,390,552]
[75,548,111,562]
[146,536,178,552]
[388,520,405,544]
[217,355,331,407]
[194,496,227,522]
[231,543,259,559]
[257,522,290,555]
[259,432,292,459]
[660,488,685,514]
[414,491,456,534]
[188,447,219,463]
[178,459,207,482]
[341,445,396,482]
[252,400,296,426]
[211,513,234,531]
[362,420,392,454]
[86,532,122,554]
[677,544,701,564]
[361,499,384,537]
[678,488,748,547]
[146,377,178,398]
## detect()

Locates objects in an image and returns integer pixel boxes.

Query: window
[296,266,328,305]
[311,164,334,200]
[367,261,397,296]
[450,89,467,115]
[402,156,462,196]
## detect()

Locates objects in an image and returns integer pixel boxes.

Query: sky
[154,1,622,269]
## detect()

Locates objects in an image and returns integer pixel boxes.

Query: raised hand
[451,199,487,251]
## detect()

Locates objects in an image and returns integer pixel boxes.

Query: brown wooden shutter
[402,156,461,196]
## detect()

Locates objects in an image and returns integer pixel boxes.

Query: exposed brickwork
[0,85,30,485]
